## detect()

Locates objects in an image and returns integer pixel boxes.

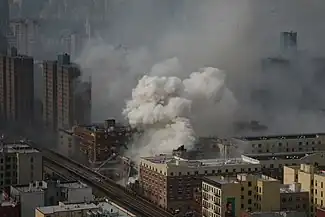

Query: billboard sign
[225,197,236,217]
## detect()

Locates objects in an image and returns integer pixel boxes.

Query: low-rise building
[202,174,281,217]
[0,142,42,188]
[35,200,136,217]
[233,133,325,154]
[240,211,307,217]
[140,155,262,215]
[243,151,325,180]
[10,180,94,217]
[73,119,133,164]
[280,183,309,212]
[283,163,325,217]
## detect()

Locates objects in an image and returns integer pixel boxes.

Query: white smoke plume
[123,58,237,157]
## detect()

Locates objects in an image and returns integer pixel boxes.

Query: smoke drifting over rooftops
[76,0,325,155]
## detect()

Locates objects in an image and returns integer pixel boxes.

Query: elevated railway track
[36,143,172,217]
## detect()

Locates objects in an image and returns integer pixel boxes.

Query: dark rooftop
[245,151,319,161]
[238,133,325,141]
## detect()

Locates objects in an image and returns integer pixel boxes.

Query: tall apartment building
[43,54,91,130]
[9,19,40,56]
[0,142,42,188]
[0,48,34,123]
[202,174,309,217]
[284,163,325,217]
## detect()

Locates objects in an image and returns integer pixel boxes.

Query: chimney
[280,31,297,52]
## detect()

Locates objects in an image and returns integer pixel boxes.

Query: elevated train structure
[31,141,172,217]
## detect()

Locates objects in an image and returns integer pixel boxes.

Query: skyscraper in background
[0,47,35,123]
[0,0,9,54]
[0,0,9,35]
[43,54,91,131]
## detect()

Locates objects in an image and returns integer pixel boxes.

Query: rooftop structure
[244,151,319,161]
[238,133,325,141]
[36,200,136,217]
[0,142,39,153]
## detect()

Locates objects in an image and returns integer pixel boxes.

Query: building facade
[0,191,20,217]
[35,200,136,217]
[73,119,132,164]
[9,19,39,56]
[42,54,91,130]
[202,174,281,217]
[139,155,262,215]
[283,163,325,217]
[0,48,34,123]
[233,133,325,155]
[0,142,42,188]
[10,180,94,217]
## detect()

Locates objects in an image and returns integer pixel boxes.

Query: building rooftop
[59,181,89,189]
[0,142,39,154]
[37,201,135,216]
[13,180,89,193]
[37,202,98,214]
[280,183,307,193]
[203,176,238,185]
[142,155,257,168]
[237,133,324,141]
[244,151,319,161]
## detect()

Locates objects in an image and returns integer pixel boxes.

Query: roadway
[33,142,173,217]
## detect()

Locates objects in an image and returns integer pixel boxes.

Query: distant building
[0,142,42,188]
[73,119,132,164]
[9,19,40,56]
[35,200,136,217]
[0,48,34,124]
[233,133,325,155]
[10,180,94,217]
[42,54,91,130]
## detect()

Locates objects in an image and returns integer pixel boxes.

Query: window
[248,182,252,187]
[248,191,252,196]
[248,199,252,204]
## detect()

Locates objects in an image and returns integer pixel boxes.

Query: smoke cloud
[123,58,236,156]
[75,0,325,157]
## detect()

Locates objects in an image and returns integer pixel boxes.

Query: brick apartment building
[0,47,34,124]
[73,119,133,164]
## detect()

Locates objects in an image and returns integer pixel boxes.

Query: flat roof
[280,184,308,193]
[37,201,135,216]
[237,133,325,141]
[1,143,39,154]
[59,181,89,189]
[142,155,255,167]
[37,203,98,214]
[244,151,319,161]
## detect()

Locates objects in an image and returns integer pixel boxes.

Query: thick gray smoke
[77,0,325,146]
[123,58,236,156]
